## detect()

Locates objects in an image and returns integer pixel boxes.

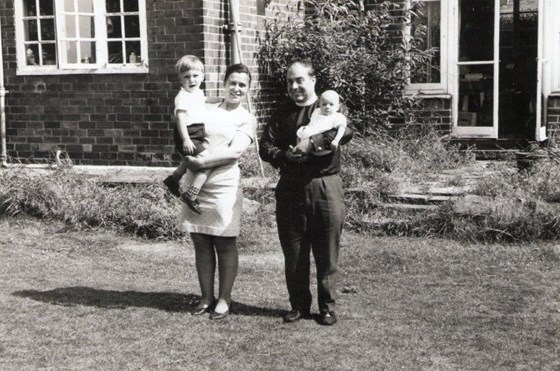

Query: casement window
[15,0,148,75]
[406,0,448,93]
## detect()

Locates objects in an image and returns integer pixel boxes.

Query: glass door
[453,0,544,140]
[498,0,542,140]
[455,0,500,138]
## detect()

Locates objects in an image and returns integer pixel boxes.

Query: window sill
[16,66,149,76]
[405,92,452,99]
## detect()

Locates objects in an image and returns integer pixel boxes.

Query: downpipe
[0,16,9,168]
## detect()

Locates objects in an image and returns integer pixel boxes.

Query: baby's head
[175,55,205,92]
[319,90,340,116]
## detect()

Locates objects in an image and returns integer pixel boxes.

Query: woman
[180,63,257,320]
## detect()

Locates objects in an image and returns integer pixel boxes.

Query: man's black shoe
[319,311,337,326]
[283,310,309,323]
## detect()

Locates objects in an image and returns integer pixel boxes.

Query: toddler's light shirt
[174,88,208,126]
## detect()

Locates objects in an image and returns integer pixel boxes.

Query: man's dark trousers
[275,173,345,314]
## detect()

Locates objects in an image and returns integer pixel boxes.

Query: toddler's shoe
[163,175,181,197]
[181,193,202,214]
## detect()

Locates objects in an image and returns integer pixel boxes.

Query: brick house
[1,0,560,166]
[0,0,288,166]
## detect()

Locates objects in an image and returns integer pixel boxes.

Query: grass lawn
[1,216,559,370]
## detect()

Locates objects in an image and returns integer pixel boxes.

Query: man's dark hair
[287,59,316,78]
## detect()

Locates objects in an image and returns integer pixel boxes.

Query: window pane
[126,41,140,63]
[124,15,140,37]
[459,0,495,61]
[458,65,494,127]
[411,1,441,84]
[24,0,37,16]
[78,0,94,13]
[79,16,95,38]
[64,0,74,12]
[39,0,53,16]
[108,41,123,63]
[40,19,55,41]
[107,16,122,38]
[106,0,121,13]
[24,20,38,41]
[124,0,139,12]
[26,45,39,65]
[66,15,76,38]
[80,41,96,63]
[66,40,78,63]
[43,43,56,65]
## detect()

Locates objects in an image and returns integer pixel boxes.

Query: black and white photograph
[1,0,559,369]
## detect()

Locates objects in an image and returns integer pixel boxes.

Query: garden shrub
[259,0,433,136]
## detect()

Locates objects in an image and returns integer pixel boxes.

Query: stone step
[400,185,472,196]
[386,193,456,205]
[380,203,440,211]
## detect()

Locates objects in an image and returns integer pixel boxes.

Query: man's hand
[184,156,203,172]
[182,139,196,155]
[285,146,309,164]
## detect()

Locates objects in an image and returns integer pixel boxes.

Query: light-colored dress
[179,103,256,237]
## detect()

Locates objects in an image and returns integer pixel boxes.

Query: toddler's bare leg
[174,158,189,177]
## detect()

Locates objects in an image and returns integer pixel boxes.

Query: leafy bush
[259,0,433,135]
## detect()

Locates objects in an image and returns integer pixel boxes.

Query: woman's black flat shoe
[192,303,212,316]
[209,301,231,320]
[209,308,229,320]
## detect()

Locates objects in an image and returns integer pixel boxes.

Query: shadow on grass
[12,287,285,318]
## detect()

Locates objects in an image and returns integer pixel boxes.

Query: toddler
[291,90,347,156]
[163,55,210,214]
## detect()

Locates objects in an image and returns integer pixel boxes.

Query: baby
[291,90,347,156]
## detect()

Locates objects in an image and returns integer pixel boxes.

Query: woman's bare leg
[191,233,216,306]
[214,236,238,313]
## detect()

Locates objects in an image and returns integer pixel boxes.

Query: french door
[453,0,545,140]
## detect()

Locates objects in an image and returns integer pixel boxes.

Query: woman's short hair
[224,63,252,84]
[175,55,204,75]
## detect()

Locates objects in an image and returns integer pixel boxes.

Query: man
[259,60,353,326]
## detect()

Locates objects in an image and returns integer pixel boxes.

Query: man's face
[286,63,316,103]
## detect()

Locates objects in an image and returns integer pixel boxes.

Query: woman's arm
[184,127,253,172]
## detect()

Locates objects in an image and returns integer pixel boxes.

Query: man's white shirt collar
[295,95,318,107]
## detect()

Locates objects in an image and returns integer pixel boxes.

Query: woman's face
[224,72,250,106]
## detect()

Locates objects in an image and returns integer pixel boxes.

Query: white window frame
[542,0,560,95]
[15,0,148,75]
[405,0,449,95]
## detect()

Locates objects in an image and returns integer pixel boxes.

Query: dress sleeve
[236,113,257,143]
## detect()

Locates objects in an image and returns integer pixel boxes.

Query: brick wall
[0,0,293,165]
[1,0,207,165]
[201,0,292,124]
[546,97,560,141]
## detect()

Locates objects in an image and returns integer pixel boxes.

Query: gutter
[0,16,9,168]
